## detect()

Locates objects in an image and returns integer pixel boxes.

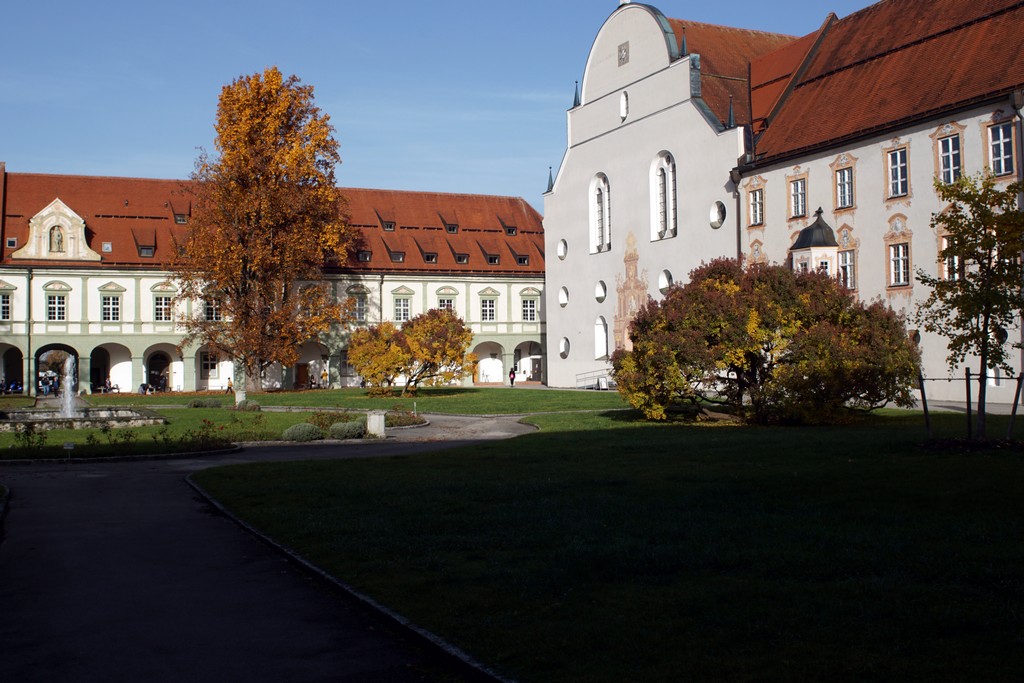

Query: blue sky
[2,0,872,211]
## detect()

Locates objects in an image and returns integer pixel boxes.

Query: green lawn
[83,386,627,414]
[192,410,1023,682]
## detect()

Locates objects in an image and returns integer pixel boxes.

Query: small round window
[709,201,727,229]
[594,281,607,303]
[558,287,569,308]
[559,337,571,359]
[557,239,568,260]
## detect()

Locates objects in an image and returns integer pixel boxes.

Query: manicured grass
[192,410,1023,682]
[85,386,627,414]
[0,408,354,459]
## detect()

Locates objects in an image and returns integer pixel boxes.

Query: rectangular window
[890,243,910,286]
[390,252,405,263]
[200,352,218,380]
[487,255,500,265]
[394,297,410,322]
[836,168,854,208]
[424,253,438,264]
[517,256,529,266]
[839,250,856,289]
[154,296,172,322]
[990,123,1014,176]
[438,298,454,311]
[522,299,537,322]
[353,295,367,323]
[5,237,17,249]
[205,300,222,321]
[481,298,496,322]
[942,236,961,280]
[888,148,908,197]
[455,253,469,264]
[0,293,10,320]
[101,295,121,322]
[357,250,372,262]
[749,188,764,226]
[790,178,806,217]
[939,135,961,184]
[47,294,66,321]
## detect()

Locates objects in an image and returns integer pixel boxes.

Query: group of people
[0,378,24,394]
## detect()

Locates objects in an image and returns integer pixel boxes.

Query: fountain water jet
[61,356,78,418]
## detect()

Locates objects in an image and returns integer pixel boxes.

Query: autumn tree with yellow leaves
[348,309,476,397]
[173,67,351,400]
[612,259,920,424]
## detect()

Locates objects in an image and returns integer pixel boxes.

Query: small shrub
[386,410,425,428]
[329,421,366,439]
[282,422,323,442]
[13,423,47,450]
[234,399,261,412]
[188,398,223,408]
[308,410,341,431]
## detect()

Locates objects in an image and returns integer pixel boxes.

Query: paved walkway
[0,415,533,682]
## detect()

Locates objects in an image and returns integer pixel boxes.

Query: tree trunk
[234,360,247,405]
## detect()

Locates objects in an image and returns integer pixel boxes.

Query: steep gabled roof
[665,19,796,126]
[751,0,1024,164]
[0,172,544,275]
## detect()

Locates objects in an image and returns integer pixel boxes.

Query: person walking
[508,368,516,387]
[225,377,233,394]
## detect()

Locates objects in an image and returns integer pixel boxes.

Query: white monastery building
[0,166,544,394]
[543,0,1024,402]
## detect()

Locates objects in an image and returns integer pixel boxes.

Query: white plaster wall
[545,7,744,388]
[745,103,1023,402]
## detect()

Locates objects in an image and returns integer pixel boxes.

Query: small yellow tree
[401,309,476,394]
[347,322,408,396]
[173,67,352,400]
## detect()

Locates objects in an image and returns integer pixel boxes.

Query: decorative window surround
[830,152,858,212]
[744,176,767,228]
[786,168,808,220]
[930,122,965,186]
[883,139,912,207]
[883,214,913,294]
[985,113,1016,177]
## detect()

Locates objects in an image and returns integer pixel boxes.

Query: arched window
[651,153,677,240]
[590,174,611,253]
[594,317,609,360]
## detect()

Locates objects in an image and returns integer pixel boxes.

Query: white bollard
[367,410,386,438]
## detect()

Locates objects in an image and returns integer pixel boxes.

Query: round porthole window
[709,201,727,229]
[557,239,568,260]
[558,287,569,308]
[595,280,607,303]
[559,337,571,359]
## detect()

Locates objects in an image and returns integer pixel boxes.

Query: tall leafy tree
[173,67,351,400]
[347,321,408,397]
[612,259,919,424]
[915,172,1024,438]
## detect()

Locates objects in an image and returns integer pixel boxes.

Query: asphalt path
[0,414,534,682]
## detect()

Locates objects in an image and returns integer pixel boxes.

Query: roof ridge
[666,16,794,39]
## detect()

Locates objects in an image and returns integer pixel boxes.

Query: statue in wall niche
[50,226,64,252]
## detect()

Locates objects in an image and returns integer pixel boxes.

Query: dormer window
[357,250,372,262]
[383,221,395,232]
[5,238,17,249]
[139,246,155,258]
[487,255,500,265]
[424,253,438,263]
[505,226,517,236]
[455,253,469,264]
[102,242,113,253]
[446,223,459,234]
[517,256,529,266]
[174,214,187,225]
[390,252,405,263]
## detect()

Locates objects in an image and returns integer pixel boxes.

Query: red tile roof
[666,19,796,126]
[751,0,1024,164]
[0,172,544,275]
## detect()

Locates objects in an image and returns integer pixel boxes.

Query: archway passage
[90,347,111,392]
[472,342,505,384]
[35,344,79,397]
[2,346,25,393]
[148,352,170,392]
